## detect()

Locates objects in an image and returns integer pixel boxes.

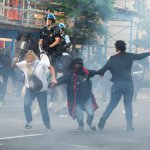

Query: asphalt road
[0,88,150,150]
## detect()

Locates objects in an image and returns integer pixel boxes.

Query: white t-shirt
[16,60,50,91]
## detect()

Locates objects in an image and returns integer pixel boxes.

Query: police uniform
[40,25,61,54]
[60,34,71,53]
[40,25,61,67]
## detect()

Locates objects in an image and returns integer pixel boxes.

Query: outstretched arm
[48,65,57,84]
[97,59,111,76]
[49,74,69,88]
[88,70,99,78]
[57,74,70,85]
[131,51,150,60]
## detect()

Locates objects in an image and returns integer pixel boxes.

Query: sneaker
[98,117,106,130]
[42,127,52,133]
[41,128,52,134]
[127,127,135,132]
[45,125,52,130]
[0,101,4,107]
[87,123,96,131]
[24,123,32,130]
[77,126,84,131]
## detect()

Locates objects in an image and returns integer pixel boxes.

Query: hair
[115,40,126,53]
[69,58,83,70]
[25,50,39,62]
[72,58,83,65]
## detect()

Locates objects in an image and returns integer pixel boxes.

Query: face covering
[73,65,83,73]
[27,62,35,66]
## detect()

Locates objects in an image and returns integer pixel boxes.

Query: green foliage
[47,0,115,42]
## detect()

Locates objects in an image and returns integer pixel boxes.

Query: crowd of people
[0,13,150,132]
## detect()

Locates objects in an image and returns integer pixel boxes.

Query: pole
[129,21,133,52]
[7,0,10,19]
[104,30,108,59]
[135,25,139,53]
[2,0,5,16]
[11,37,15,64]
[125,0,127,8]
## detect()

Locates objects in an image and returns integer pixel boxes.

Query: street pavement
[0,88,150,150]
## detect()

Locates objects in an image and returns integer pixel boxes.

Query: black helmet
[72,58,83,65]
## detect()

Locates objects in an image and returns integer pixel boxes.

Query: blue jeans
[15,68,24,97]
[24,88,50,127]
[102,82,134,128]
[75,97,94,127]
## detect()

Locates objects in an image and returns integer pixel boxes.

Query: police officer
[55,23,72,74]
[58,23,71,55]
[39,14,61,67]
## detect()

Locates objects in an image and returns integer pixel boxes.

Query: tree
[47,0,115,43]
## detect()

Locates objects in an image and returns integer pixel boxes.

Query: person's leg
[54,83,67,114]
[84,97,96,131]
[52,85,61,113]
[123,83,134,131]
[98,83,122,129]
[48,55,52,65]
[10,68,17,89]
[24,88,36,128]
[75,104,84,130]
[0,69,2,102]
[1,68,9,102]
[53,55,58,75]
[37,91,51,129]
[133,82,138,102]
[48,54,57,71]
[60,84,68,115]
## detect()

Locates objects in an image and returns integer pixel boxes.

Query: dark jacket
[40,26,60,47]
[98,52,150,83]
[40,26,61,55]
[57,54,73,74]
[0,52,11,68]
[57,68,98,118]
